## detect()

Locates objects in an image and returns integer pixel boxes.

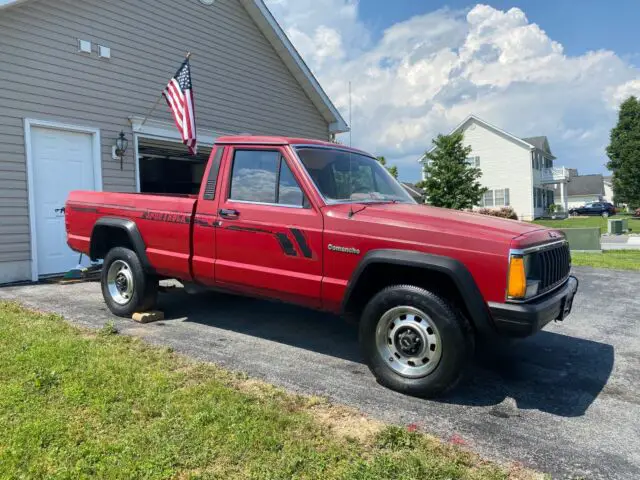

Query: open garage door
[137,138,212,195]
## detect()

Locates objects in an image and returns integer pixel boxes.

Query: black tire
[359,285,474,398]
[101,247,158,317]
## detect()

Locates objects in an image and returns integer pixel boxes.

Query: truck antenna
[349,81,352,148]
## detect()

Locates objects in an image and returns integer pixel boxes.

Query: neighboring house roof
[567,174,605,196]
[401,182,424,200]
[0,0,349,134]
[522,136,554,157]
[419,115,556,161]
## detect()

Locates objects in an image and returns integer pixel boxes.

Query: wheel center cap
[115,273,128,292]
[396,328,422,356]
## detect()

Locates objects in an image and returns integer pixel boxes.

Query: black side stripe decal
[290,228,313,259]
[226,225,272,234]
[276,233,298,257]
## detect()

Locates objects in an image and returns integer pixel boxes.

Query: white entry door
[30,126,98,276]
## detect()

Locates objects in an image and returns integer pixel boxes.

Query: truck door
[191,146,226,285]
[214,145,323,308]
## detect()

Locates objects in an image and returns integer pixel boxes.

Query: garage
[136,138,212,195]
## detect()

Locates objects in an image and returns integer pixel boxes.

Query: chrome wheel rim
[106,260,134,305]
[375,306,442,378]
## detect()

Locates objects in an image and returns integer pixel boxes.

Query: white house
[603,176,615,204]
[565,171,605,208]
[419,115,570,221]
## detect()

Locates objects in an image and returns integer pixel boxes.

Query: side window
[230,150,279,203]
[229,150,307,207]
[278,160,304,206]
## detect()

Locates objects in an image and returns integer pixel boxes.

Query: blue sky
[266,0,640,182]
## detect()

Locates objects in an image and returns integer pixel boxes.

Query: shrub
[475,206,518,220]
[635,207,640,218]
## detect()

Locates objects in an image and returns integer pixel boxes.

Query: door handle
[219,209,239,219]
[55,207,66,214]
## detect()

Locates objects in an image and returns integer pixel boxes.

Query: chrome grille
[534,242,571,294]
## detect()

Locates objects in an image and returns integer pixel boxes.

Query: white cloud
[266,1,640,180]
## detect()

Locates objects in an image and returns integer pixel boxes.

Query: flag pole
[138,52,192,129]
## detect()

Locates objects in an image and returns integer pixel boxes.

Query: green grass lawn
[571,250,640,271]
[532,215,640,235]
[0,302,533,480]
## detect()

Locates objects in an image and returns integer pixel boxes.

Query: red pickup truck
[66,136,578,397]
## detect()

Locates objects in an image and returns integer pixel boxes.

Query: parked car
[64,136,578,398]
[569,202,616,217]
[635,208,640,218]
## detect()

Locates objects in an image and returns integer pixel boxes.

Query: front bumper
[488,276,579,337]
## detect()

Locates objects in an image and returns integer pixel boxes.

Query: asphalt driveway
[2,267,639,479]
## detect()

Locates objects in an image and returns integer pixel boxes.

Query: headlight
[507,254,540,300]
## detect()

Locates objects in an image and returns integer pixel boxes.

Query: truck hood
[324,203,543,242]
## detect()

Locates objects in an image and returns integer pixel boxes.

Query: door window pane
[278,160,304,206]
[495,189,505,206]
[230,150,279,203]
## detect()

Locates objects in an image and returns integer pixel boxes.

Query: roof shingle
[567,174,605,196]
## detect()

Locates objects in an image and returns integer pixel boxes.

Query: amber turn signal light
[507,256,527,299]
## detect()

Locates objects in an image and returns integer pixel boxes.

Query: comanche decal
[328,244,360,255]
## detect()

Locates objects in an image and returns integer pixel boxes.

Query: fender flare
[90,217,151,270]
[342,249,495,335]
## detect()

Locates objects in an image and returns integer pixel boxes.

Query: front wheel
[602,211,610,218]
[101,247,158,317]
[359,285,474,398]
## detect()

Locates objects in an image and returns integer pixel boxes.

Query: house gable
[0,0,347,133]
[420,115,534,162]
[0,0,345,283]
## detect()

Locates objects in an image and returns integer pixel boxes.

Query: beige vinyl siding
[461,121,534,220]
[0,0,330,283]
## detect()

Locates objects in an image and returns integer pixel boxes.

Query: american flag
[163,58,197,155]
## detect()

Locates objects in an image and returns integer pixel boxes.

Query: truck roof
[215,135,370,156]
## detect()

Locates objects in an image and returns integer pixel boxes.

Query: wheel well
[90,225,134,261]
[343,263,474,328]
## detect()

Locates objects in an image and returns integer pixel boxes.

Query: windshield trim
[291,145,416,206]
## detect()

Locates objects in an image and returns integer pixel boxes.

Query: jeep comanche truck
[65,136,578,397]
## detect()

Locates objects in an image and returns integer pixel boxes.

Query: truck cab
[66,136,578,397]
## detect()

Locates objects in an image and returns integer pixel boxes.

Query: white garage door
[30,126,98,276]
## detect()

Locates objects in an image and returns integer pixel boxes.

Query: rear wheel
[359,285,473,398]
[101,247,157,317]
[602,211,610,218]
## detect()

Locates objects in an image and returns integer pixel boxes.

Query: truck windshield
[295,147,415,204]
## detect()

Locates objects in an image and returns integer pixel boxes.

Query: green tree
[417,131,486,209]
[606,96,640,207]
[376,156,399,179]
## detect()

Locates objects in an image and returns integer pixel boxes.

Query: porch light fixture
[113,131,128,170]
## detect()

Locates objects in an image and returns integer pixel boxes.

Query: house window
[532,153,540,170]
[483,190,494,207]
[481,188,510,207]
[533,187,552,209]
[546,189,554,207]
[465,156,480,167]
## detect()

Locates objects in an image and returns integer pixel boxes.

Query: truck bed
[66,191,197,279]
